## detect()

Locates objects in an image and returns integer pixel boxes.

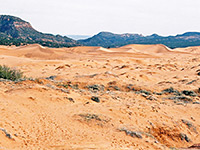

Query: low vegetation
[0,65,23,81]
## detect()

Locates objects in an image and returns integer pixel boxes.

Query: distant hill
[0,15,80,47]
[78,31,200,48]
[1,15,200,49]
[67,35,91,40]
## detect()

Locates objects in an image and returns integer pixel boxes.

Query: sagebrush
[0,65,23,81]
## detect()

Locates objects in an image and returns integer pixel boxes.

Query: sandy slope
[175,46,200,54]
[0,44,200,150]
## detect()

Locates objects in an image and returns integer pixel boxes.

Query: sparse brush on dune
[0,65,23,81]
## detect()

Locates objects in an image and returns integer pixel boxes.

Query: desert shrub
[0,65,23,81]
[162,87,181,95]
[181,90,197,97]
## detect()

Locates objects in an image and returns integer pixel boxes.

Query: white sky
[0,0,200,36]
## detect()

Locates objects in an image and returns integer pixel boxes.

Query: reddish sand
[0,44,200,149]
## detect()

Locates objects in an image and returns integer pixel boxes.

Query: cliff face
[0,15,80,47]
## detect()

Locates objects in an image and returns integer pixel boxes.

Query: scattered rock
[142,94,157,101]
[147,95,157,101]
[79,114,101,121]
[70,84,79,89]
[196,68,200,72]
[176,102,185,106]
[181,90,197,97]
[0,128,12,139]
[180,133,190,142]
[162,87,181,96]
[170,147,179,150]
[188,143,200,149]
[104,71,118,77]
[141,93,148,98]
[181,119,197,133]
[186,80,197,85]
[89,73,98,78]
[55,65,65,70]
[0,78,10,82]
[108,85,120,91]
[46,84,70,93]
[167,96,192,103]
[91,96,100,103]
[154,140,159,144]
[126,84,134,90]
[136,90,151,95]
[129,131,143,139]
[60,88,70,93]
[108,81,117,85]
[45,76,57,80]
[193,102,200,104]
[113,86,120,91]
[154,92,163,95]
[104,71,112,75]
[119,128,143,139]
[87,84,104,92]
[64,97,75,103]
[119,65,129,69]
[182,119,193,128]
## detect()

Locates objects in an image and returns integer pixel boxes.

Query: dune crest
[121,44,172,54]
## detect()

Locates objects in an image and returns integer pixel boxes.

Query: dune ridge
[0,43,197,60]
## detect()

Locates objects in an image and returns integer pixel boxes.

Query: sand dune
[0,44,200,149]
[0,44,68,59]
[175,46,200,54]
[120,44,172,54]
[0,44,196,60]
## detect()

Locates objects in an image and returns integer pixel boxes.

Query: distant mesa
[79,31,200,49]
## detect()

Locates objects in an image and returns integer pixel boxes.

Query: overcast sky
[0,0,200,36]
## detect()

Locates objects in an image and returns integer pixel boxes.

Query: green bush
[0,65,23,81]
